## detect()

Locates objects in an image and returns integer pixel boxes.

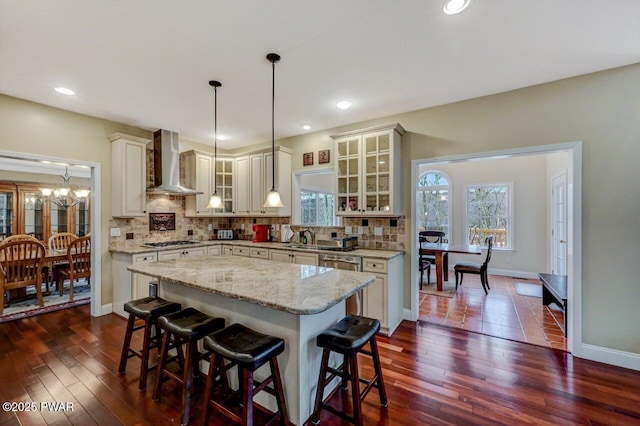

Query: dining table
[419,243,483,291]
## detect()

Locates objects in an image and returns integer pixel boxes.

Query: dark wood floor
[1,305,639,425]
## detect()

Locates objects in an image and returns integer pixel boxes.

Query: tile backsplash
[109,198,405,251]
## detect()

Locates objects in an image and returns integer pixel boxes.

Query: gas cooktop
[142,240,199,248]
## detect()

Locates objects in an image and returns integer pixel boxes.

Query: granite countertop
[111,240,403,259]
[128,256,376,315]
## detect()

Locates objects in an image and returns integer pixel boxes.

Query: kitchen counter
[127,255,375,315]
[111,239,403,259]
[127,254,376,425]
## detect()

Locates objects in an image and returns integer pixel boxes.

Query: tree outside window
[416,171,450,241]
[466,184,512,248]
[301,190,337,226]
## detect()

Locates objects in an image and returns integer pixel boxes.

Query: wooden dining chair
[418,231,444,288]
[454,236,493,294]
[54,236,90,301]
[2,234,40,243]
[47,232,77,292]
[0,239,46,315]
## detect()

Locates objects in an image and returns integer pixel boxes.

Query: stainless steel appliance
[318,253,363,315]
[316,236,358,251]
[217,229,234,240]
[147,129,201,195]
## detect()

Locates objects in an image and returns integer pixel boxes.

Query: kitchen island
[128,254,376,425]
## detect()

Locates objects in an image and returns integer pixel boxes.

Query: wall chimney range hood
[147,129,201,195]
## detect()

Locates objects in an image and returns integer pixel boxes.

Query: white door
[551,172,567,275]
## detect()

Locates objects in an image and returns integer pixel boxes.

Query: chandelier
[40,167,90,209]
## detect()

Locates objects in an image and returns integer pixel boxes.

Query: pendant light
[206,80,224,210]
[263,52,284,208]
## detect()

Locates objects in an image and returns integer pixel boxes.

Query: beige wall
[0,94,152,306]
[283,64,640,354]
[1,62,639,354]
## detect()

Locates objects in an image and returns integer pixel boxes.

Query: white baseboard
[486,268,539,280]
[577,343,640,371]
[404,308,417,322]
[100,303,113,316]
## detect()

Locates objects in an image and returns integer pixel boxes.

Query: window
[416,171,450,241]
[465,183,512,248]
[301,190,337,226]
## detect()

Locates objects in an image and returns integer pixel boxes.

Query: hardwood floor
[419,273,567,350]
[1,305,639,425]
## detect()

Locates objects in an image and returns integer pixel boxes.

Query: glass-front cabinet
[214,158,234,214]
[333,123,404,216]
[0,183,90,244]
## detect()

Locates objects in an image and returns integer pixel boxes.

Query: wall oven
[318,253,363,315]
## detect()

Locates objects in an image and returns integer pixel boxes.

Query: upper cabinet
[182,146,291,217]
[235,147,292,217]
[109,133,150,218]
[332,123,404,216]
[182,150,234,217]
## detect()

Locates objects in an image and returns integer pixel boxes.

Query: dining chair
[418,231,444,288]
[0,239,46,315]
[47,232,77,292]
[53,235,90,301]
[2,234,50,290]
[454,236,493,294]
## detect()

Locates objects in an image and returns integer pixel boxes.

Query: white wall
[418,154,550,275]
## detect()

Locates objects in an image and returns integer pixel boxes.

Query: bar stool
[311,315,388,426]
[153,307,225,426]
[200,323,289,426]
[118,296,182,391]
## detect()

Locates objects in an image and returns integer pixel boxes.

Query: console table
[537,273,567,336]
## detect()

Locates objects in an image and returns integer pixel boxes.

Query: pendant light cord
[271,58,276,191]
[214,84,217,183]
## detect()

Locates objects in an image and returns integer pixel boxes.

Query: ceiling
[1,0,639,149]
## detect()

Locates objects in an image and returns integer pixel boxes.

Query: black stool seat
[203,323,284,371]
[312,315,387,426]
[153,307,225,426]
[201,323,289,425]
[158,307,225,339]
[317,315,380,354]
[124,296,181,320]
[118,297,182,391]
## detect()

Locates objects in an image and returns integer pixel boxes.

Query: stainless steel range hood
[147,129,201,195]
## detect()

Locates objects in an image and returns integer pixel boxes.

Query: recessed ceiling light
[336,100,353,110]
[302,124,311,130]
[54,87,75,95]
[216,134,228,141]
[443,0,471,15]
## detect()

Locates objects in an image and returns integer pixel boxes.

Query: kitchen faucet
[301,228,315,245]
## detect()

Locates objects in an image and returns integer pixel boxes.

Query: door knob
[559,239,566,243]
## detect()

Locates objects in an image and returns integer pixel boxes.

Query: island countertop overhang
[127,255,376,315]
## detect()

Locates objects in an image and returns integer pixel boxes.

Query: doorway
[410,142,582,354]
[0,151,102,318]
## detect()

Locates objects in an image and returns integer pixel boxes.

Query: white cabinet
[332,123,404,216]
[361,254,404,336]
[207,245,222,256]
[111,251,157,317]
[269,249,318,266]
[235,147,292,217]
[132,253,158,299]
[158,247,206,260]
[182,150,234,217]
[109,133,150,218]
[232,246,250,257]
[249,247,270,259]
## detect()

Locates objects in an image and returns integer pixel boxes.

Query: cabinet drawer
[250,248,269,259]
[133,252,157,264]
[363,258,388,274]
[232,246,250,257]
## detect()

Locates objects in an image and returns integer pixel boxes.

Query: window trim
[464,181,514,249]
[416,170,452,243]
